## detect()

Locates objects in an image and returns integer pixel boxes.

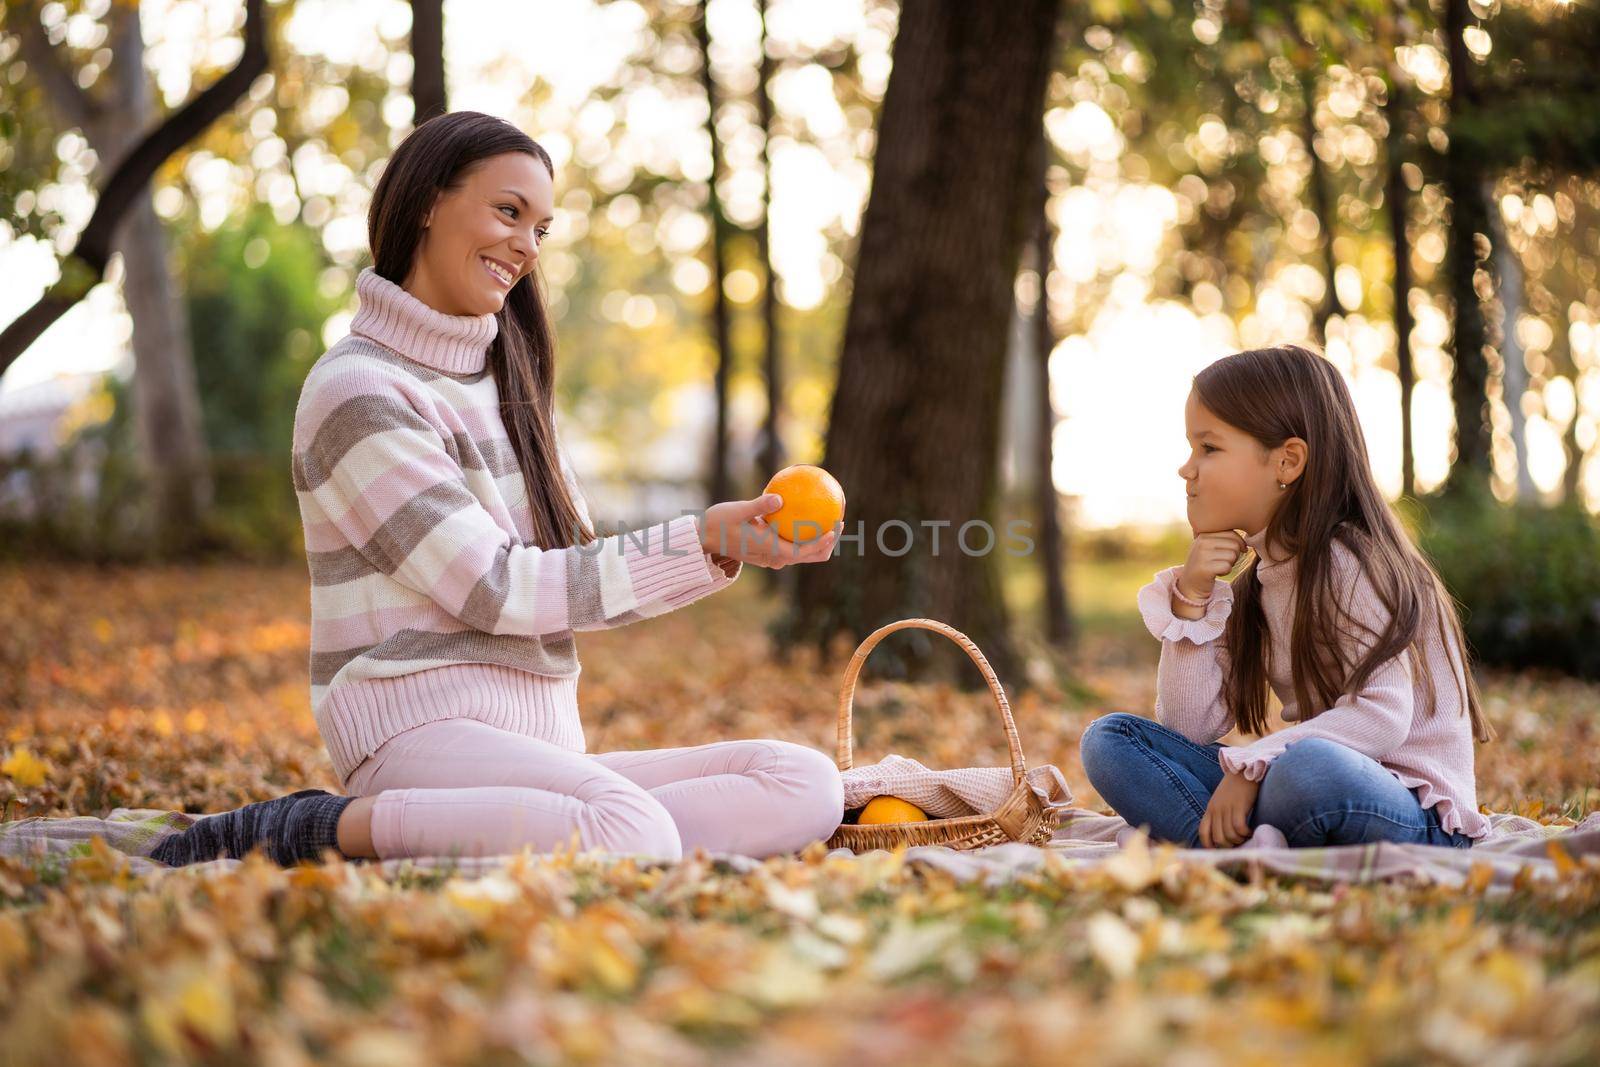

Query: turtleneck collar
[348,266,499,375]
[1242,526,1294,572]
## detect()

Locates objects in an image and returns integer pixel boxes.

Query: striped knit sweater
[292,267,741,784]
[1138,526,1489,839]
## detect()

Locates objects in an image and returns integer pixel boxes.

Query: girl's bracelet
[1171,578,1212,608]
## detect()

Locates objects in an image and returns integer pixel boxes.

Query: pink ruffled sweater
[1137,527,1489,839]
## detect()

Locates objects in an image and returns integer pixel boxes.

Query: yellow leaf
[764,879,819,921]
[332,1030,430,1067]
[1545,839,1580,878]
[1086,911,1142,980]
[289,865,339,891]
[1482,948,1542,1000]
[444,872,519,919]
[176,969,235,1048]
[1363,973,1405,1013]
[140,963,235,1057]
[1466,861,1495,893]
[550,914,643,994]
[69,836,133,887]
[1102,826,1161,891]
[0,912,29,971]
[865,918,957,981]
[586,934,640,993]
[1252,989,1325,1029]
[747,944,828,1007]
[2,747,48,788]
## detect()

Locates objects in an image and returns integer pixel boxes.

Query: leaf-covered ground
[2,562,1598,1066]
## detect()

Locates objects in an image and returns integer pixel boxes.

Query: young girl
[153,111,844,868]
[1079,345,1495,850]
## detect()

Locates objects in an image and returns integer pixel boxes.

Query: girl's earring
[1277,480,1288,491]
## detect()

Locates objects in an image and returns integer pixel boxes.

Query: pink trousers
[344,718,845,862]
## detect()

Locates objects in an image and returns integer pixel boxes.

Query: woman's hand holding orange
[697,494,838,570]
[697,466,846,572]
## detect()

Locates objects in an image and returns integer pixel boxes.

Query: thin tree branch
[0,0,268,378]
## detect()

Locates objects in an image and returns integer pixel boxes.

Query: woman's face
[403,151,555,317]
[1177,387,1298,536]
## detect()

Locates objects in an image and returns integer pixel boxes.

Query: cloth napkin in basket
[841,753,1075,820]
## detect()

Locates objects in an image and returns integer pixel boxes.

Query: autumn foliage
[1,563,1597,1065]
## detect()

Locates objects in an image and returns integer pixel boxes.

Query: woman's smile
[480,255,515,290]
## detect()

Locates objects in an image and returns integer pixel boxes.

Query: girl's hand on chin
[1177,530,1247,602]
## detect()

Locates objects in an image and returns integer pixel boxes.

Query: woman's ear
[1277,437,1308,485]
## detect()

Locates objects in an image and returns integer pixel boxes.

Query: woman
[154,112,843,868]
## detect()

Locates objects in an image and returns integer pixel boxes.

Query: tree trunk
[1301,70,1342,348]
[1386,68,1416,498]
[755,0,787,595]
[1484,181,1535,501]
[695,0,735,506]
[1442,0,1493,492]
[1563,408,1584,503]
[410,0,447,123]
[116,197,212,546]
[99,5,212,551]
[755,0,783,484]
[5,0,270,552]
[13,1,214,551]
[780,0,1061,687]
[1031,177,1071,648]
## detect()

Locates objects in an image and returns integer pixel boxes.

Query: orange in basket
[857,796,928,824]
[826,618,1058,853]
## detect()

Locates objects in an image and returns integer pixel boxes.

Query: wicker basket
[825,618,1058,853]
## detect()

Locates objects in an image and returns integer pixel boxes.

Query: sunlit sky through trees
[3,0,1597,528]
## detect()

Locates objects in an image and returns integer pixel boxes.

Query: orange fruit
[762,464,845,544]
[857,796,928,824]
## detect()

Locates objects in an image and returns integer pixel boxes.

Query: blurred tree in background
[2,0,1599,679]
[181,203,343,557]
[3,0,273,553]
[783,0,1062,684]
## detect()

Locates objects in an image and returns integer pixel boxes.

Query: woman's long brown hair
[1196,345,1494,744]
[365,111,594,549]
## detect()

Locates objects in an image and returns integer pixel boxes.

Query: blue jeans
[1079,713,1473,849]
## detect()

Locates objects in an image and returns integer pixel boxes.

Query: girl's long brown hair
[366,111,594,549]
[1197,345,1494,744]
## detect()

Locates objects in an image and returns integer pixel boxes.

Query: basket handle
[835,618,1027,785]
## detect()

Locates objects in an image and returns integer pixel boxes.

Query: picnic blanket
[4,801,1595,897]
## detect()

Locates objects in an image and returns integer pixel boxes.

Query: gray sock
[150,789,356,867]
[274,792,357,865]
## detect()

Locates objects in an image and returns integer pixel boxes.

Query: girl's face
[1178,388,1305,536]
[403,151,555,317]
